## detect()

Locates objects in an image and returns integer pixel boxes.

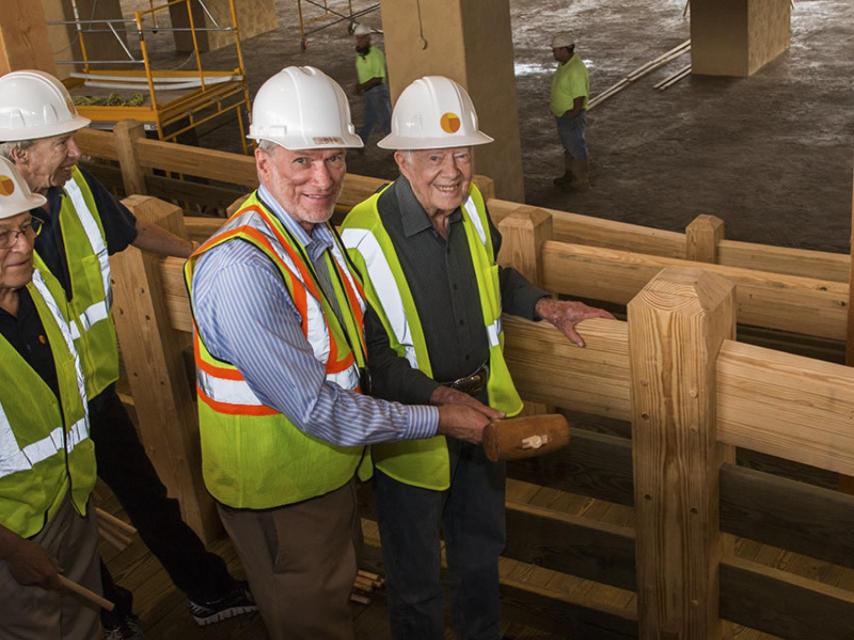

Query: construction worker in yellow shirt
[353,23,392,147]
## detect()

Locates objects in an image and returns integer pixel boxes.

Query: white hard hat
[551,32,575,49]
[378,76,493,150]
[353,23,373,37]
[248,66,363,150]
[0,157,46,219]
[0,70,91,142]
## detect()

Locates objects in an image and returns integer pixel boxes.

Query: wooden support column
[378,0,524,202]
[113,120,148,197]
[0,0,56,75]
[628,268,736,639]
[497,206,553,285]
[686,214,725,263]
[691,0,791,77]
[841,168,854,494]
[111,196,220,543]
[170,0,277,53]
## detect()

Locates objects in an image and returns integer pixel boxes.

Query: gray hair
[256,139,279,153]
[0,139,35,161]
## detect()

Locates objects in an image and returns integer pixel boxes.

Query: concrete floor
[159,0,850,254]
[125,0,853,252]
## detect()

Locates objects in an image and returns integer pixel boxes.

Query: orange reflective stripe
[326,351,355,374]
[194,334,246,381]
[197,384,279,417]
[334,259,365,330]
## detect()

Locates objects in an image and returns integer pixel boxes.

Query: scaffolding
[296,0,380,50]
[53,0,252,153]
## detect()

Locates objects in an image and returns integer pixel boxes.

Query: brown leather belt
[442,363,488,397]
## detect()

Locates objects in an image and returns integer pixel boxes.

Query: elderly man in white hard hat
[0,157,102,639]
[550,31,591,191]
[352,23,392,147]
[0,69,256,638]
[342,76,613,640]
[186,66,496,640]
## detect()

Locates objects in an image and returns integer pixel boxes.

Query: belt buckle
[451,365,486,396]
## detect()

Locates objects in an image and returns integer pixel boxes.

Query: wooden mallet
[482,414,571,462]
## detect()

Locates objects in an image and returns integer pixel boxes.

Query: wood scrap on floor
[350,569,386,605]
[654,63,692,90]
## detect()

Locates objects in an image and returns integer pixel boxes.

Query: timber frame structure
[78,121,854,640]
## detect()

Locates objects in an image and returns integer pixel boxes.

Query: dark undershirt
[365,176,548,406]
[0,287,61,403]
[31,165,139,300]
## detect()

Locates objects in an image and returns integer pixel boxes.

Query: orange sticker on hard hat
[439,112,461,134]
[0,175,15,197]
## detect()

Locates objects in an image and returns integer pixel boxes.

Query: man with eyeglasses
[0,157,102,639]
[0,70,255,638]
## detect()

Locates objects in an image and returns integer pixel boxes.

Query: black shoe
[188,581,257,626]
[103,613,144,640]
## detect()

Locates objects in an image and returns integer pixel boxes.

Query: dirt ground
[132,0,853,254]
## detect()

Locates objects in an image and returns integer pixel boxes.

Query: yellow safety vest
[0,270,96,538]
[185,192,372,509]
[34,165,118,399]
[341,183,523,490]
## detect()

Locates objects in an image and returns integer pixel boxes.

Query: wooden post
[110,196,221,543]
[0,0,56,75]
[686,214,725,263]
[112,120,148,197]
[628,267,736,639]
[497,206,553,285]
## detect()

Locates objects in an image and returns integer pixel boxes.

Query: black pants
[91,385,233,616]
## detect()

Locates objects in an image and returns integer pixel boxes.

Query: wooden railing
[84,122,854,639]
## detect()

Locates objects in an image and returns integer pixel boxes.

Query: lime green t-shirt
[550,54,589,117]
[355,47,387,85]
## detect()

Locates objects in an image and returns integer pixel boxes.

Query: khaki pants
[218,480,361,640]
[0,496,102,639]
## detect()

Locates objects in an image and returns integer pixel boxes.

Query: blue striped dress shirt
[190,185,439,446]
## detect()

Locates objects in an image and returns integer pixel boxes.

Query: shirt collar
[393,176,461,238]
[257,184,334,261]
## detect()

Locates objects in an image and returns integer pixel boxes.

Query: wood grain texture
[502,316,631,420]
[496,207,553,285]
[720,557,854,640]
[628,268,736,639]
[542,241,849,340]
[718,240,850,283]
[113,120,147,196]
[686,214,725,263]
[112,196,219,542]
[717,340,854,476]
[0,0,56,75]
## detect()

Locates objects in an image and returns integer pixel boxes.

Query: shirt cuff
[405,405,439,440]
[519,288,551,320]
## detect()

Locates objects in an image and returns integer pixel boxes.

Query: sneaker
[188,581,257,626]
[103,613,144,640]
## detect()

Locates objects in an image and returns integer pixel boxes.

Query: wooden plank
[508,428,634,506]
[628,268,736,639]
[502,316,631,421]
[736,448,839,490]
[719,240,850,283]
[542,241,849,340]
[75,128,120,161]
[184,216,227,243]
[717,340,854,476]
[720,464,854,569]
[136,138,258,186]
[503,500,637,591]
[848,165,854,364]
[113,120,148,196]
[488,199,688,259]
[720,557,854,640]
[112,197,219,542]
[145,175,244,216]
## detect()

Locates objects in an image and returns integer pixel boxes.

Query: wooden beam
[717,340,854,476]
[113,120,147,196]
[848,165,854,365]
[720,464,854,569]
[542,241,849,340]
[720,557,854,640]
[501,316,631,421]
[0,0,56,75]
[111,196,220,542]
[503,499,637,591]
[629,267,736,639]
[718,240,850,282]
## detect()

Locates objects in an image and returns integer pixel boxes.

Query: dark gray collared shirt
[365,176,548,405]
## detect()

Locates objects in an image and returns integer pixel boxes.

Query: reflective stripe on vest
[191,208,362,416]
[0,270,89,479]
[63,176,111,307]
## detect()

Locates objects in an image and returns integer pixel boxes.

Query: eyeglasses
[0,218,42,249]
